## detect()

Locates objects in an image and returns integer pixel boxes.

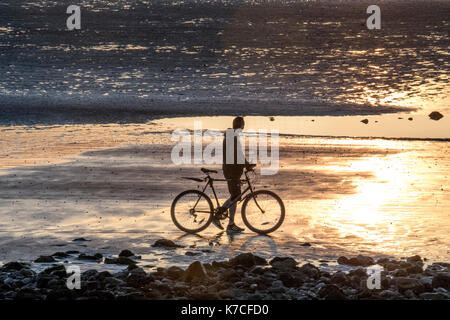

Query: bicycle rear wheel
[171,190,214,233]
[241,190,285,234]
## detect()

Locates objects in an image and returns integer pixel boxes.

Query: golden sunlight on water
[0,118,449,264]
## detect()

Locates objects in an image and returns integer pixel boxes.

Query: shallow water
[0,119,448,272]
[1,0,449,120]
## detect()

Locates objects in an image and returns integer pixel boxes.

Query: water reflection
[1,1,448,113]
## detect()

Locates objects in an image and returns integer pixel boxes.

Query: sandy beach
[0,117,449,275]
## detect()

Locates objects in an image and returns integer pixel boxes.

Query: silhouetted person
[212,116,254,233]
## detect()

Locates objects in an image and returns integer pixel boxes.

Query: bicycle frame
[192,170,262,214]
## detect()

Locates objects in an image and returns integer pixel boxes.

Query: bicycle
[170,167,285,234]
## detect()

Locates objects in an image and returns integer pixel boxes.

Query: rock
[406,255,423,265]
[229,253,267,268]
[318,284,347,300]
[66,250,80,254]
[419,292,448,300]
[81,269,99,281]
[166,266,184,280]
[392,269,408,277]
[119,250,134,257]
[330,272,349,285]
[278,272,298,287]
[51,252,70,258]
[432,273,450,290]
[396,277,424,293]
[151,239,184,248]
[379,289,401,299]
[34,256,56,263]
[408,117,413,121]
[1,262,30,271]
[126,268,147,286]
[211,261,231,269]
[376,257,390,264]
[337,256,349,265]
[361,119,369,124]
[184,261,206,282]
[78,253,103,261]
[337,255,374,267]
[42,264,66,275]
[269,116,275,121]
[432,262,450,270]
[249,266,266,275]
[185,251,201,256]
[72,238,90,242]
[406,265,423,274]
[406,255,422,263]
[104,257,136,266]
[270,257,297,270]
[97,271,112,280]
[348,268,367,278]
[429,111,444,121]
[301,242,311,247]
[298,263,320,279]
[269,280,286,294]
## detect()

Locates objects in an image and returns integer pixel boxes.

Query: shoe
[211,215,224,230]
[226,224,245,234]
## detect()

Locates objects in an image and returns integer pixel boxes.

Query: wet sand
[0,119,449,274]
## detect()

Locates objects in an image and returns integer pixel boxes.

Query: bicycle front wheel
[241,190,285,234]
[171,190,214,233]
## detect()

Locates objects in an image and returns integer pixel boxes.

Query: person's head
[232,116,245,130]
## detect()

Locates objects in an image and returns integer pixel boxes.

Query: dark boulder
[185,251,201,256]
[152,239,184,248]
[1,261,30,271]
[78,253,102,261]
[52,252,70,258]
[318,284,347,300]
[269,257,297,270]
[119,249,134,257]
[395,277,425,294]
[330,272,349,285]
[277,272,299,287]
[104,257,136,266]
[184,261,207,282]
[298,263,320,279]
[166,266,184,280]
[432,273,450,290]
[429,111,444,121]
[34,256,56,263]
[229,253,267,268]
[406,255,423,265]
[337,255,374,267]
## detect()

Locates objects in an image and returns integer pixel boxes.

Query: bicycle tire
[241,190,285,234]
[171,190,214,233]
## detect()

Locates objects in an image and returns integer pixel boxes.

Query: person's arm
[234,134,252,169]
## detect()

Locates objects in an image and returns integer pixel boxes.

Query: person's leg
[226,178,241,226]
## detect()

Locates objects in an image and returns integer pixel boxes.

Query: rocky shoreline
[1,240,449,300]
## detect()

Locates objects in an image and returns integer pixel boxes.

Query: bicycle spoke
[243,191,284,233]
[172,191,212,233]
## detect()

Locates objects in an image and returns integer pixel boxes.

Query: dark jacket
[222,129,249,178]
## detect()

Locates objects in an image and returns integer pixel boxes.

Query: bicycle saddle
[201,168,218,174]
